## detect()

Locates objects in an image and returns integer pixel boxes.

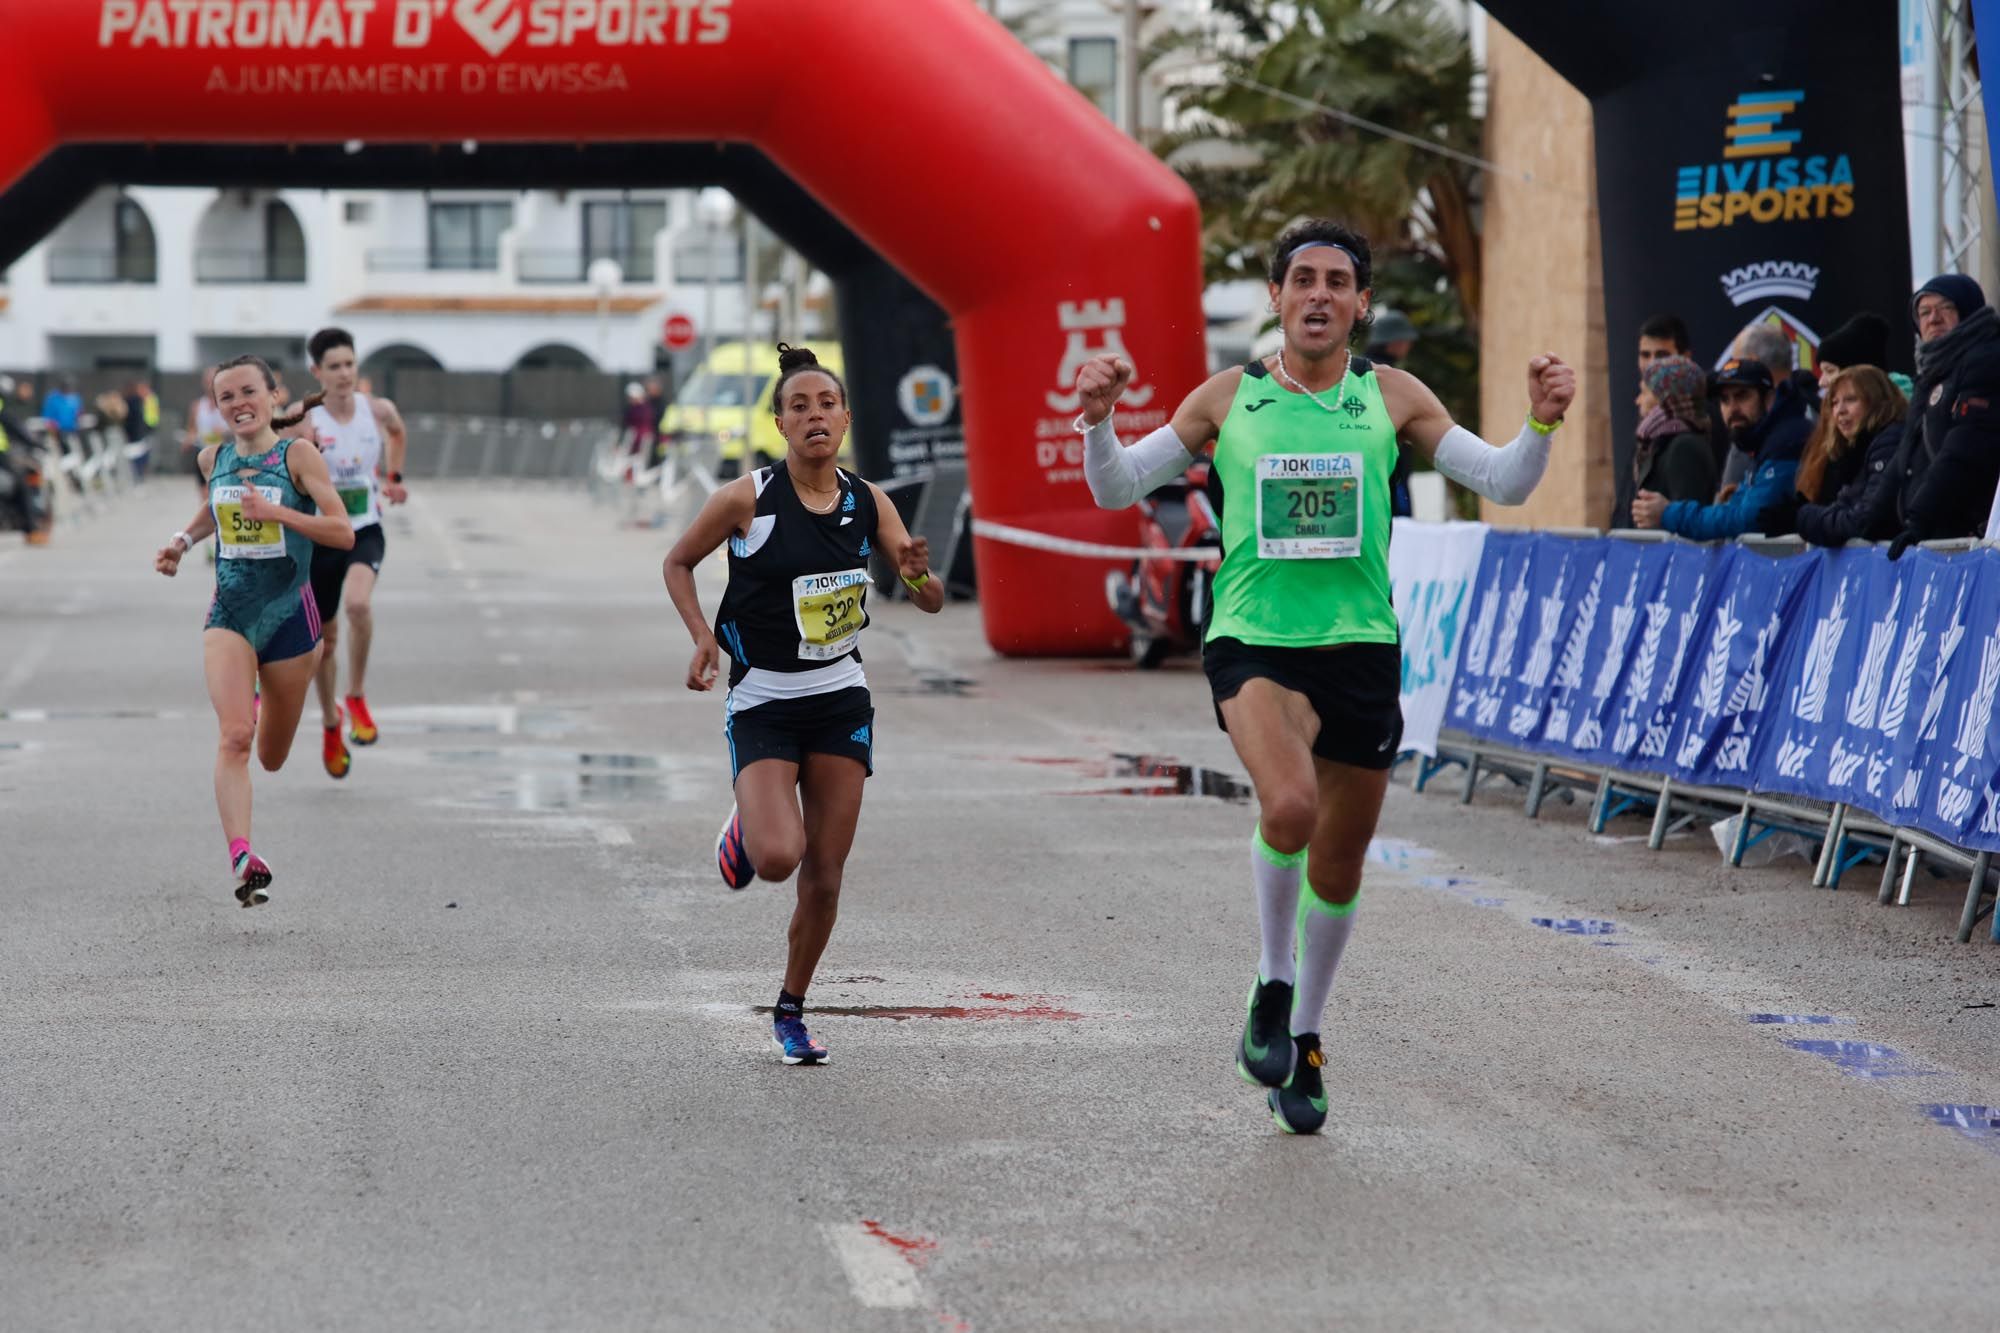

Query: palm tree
[1159,0,1484,328]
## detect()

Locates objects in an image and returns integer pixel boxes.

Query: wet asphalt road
[4,482,1999,1331]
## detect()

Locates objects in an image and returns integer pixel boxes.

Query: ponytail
[274,390,325,433]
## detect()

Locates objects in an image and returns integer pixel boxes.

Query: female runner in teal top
[156,355,354,906]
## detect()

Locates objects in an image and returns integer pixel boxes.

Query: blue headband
[1286,240,1361,273]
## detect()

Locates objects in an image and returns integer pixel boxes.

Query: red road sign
[663,313,698,351]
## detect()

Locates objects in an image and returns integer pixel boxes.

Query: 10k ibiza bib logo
[97,0,733,52]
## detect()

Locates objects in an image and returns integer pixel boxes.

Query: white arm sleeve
[1429,421,1552,506]
[1080,416,1196,509]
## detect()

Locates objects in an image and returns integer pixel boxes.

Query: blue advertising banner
[1669,549,1819,788]
[1444,536,2000,854]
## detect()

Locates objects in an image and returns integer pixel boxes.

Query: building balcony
[195,249,306,284]
[366,247,502,274]
[517,248,659,285]
[47,249,156,284]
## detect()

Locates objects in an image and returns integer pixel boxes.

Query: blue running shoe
[716,804,753,890]
[773,1014,828,1065]
[1268,1033,1329,1135]
[1236,975,1295,1088]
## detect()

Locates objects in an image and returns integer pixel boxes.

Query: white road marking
[497,653,523,666]
[819,1223,926,1309]
[593,823,633,846]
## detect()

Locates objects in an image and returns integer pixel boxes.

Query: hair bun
[775,342,819,373]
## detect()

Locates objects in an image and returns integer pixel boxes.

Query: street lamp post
[695,187,737,381]
[587,256,622,370]
[742,211,758,419]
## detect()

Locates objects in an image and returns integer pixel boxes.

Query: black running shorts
[725,686,875,780]
[310,522,387,620]
[1202,637,1404,770]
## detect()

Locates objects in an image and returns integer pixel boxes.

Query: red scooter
[1104,460,1222,668]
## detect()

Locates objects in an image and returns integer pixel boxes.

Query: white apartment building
[0,2,1220,387]
[0,182,767,384]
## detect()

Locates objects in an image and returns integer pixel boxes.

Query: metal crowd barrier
[400,415,613,484]
[1400,524,2000,945]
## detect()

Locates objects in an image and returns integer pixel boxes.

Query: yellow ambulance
[663,340,848,471]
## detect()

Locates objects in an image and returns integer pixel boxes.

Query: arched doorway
[193,190,306,283]
[0,0,1206,654]
[43,187,154,285]
[359,342,445,403]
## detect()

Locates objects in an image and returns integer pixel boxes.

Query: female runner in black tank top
[664,343,944,1065]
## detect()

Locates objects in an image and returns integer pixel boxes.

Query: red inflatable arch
[0,0,1208,656]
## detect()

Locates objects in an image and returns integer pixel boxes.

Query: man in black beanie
[1886,274,2000,556]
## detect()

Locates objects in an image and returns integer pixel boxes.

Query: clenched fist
[1075,354,1133,427]
[1528,354,1576,426]
[899,535,931,584]
[239,485,281,525]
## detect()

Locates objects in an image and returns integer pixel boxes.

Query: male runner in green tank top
[1073,219,1575,1134]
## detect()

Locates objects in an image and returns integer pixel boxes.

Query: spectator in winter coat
[1760,366,1908,543]
[1717,322,1812,493]
[1886,273,2000,557]
[1614,356,1716,528]
[1636,313,1731,475]
[39,379,81,434]
[1632,357,1810,539]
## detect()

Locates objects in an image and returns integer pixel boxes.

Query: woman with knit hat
[1613,355,1716,529]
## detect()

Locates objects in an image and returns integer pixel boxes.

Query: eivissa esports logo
[1672,89,1855,232]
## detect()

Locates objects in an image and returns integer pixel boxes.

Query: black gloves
[1887,527,1922,561]
[1755,495,1802,536]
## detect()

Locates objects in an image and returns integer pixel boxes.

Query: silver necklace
[793,471,840,513]
[1275,347,1351,415]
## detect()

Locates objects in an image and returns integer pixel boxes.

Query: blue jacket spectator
[1636,358,1810,540]
[40,382,81,433]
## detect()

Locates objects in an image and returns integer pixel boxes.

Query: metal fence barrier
[1398,523,2000,945]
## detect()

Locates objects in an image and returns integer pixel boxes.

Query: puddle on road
[1530,917,1619,936]
[1921,1104,2000,1156]
[427,748,705,811]
[1366,837,1436,869]
[0,708,189,721]
[744,991,1092,1022]
[377,705,579,737]
[1747,1014,1853,1026]
[1014,753,1253,803]
[1783,1039,1939,1079]
[881,674,978,699]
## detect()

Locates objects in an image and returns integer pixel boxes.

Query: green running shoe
[1236,976,1295,1088]
[1268,1033,1329,1134]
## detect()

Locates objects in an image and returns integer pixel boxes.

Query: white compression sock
[1251,825,1304,985]
[1290,883,1357,1036]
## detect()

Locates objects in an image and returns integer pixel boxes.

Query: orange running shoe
[345,694,378,746]
[323,705,352,779]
